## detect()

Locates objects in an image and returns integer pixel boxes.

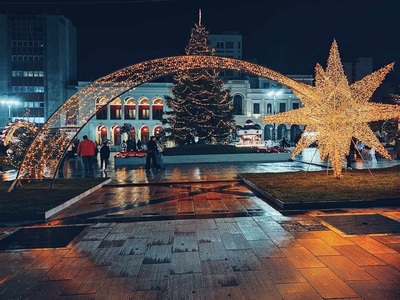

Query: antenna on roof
[198,9,202,25]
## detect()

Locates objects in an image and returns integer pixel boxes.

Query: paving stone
[143,244,173,264]
[349,236,398,254]
[362,265,400,288]
[220,233,251,250]
[0,269,46,298]
[248,239,285,258]
[347,279,400,300]
[310,230,355,246]
[173,235,198,252]
[235,270,282,300]
[227,249,263,272]
[134,263,170,291]
[299,267,359,298]
[260,257,307,284]
[297,238,341,256]
[25,280,68,299]
[60,266,108,295]
[170,252,201,274]
[197,229,222,243]
[374,253,400,271]
[280,246,325,269]
[333,244,386,266]
[168,273,203,299]
[199,242,229,261]
[237,224,270,241]
[275,282,322,300]
[108,254,144,277]
[95,277,135,300]
[201,260,238,287]
[318,255,375,281]
[44,257,89,281]
[119,238,148,255]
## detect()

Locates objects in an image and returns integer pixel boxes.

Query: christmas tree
[164,12,236,146]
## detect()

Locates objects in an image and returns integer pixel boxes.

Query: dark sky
[1,0,400,87]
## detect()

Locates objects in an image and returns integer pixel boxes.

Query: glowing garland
[18,55,315,180]
[263,41,400,178]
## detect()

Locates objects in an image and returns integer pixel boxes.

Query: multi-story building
[0,14,77,128]
[209,31,243,79]
[77,75,313,149]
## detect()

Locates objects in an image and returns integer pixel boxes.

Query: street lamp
[0,94,20,121]
[267,89,283,140]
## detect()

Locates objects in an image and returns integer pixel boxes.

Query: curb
[0,178,111,222]
[239,176,400,211]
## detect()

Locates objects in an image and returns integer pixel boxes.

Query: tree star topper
[263,40,400,178]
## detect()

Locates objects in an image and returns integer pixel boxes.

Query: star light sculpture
[263,40,400,178]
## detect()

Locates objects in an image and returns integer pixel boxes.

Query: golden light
[263,41,400,178]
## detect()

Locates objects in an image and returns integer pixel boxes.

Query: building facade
[0,14,77,128]
[76,75,313,150]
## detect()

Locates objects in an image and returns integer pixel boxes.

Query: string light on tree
[163,10,236,146]
[263,40,400,178]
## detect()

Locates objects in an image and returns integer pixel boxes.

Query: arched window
[233,94,243,115]
[152,98,164,120]
[97,125,108,143]
[140,126,150,144]
[96,98,108,120]
[154,125,163,136]
[277,124,286,140]
[264,124,273,140]
[138,98,150,120]
[124,97,136,120]
[110,97,122,120]
[111,125,121,146]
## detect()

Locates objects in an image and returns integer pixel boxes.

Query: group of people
[145,136,165,171]
[74,134,166,176]
[76,135,110,177]
[120,138,142,152]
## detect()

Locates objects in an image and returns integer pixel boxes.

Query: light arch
[17,55,317,179]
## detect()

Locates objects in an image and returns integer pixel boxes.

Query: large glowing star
[263,41,400,178]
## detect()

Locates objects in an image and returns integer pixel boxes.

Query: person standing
[145,136,158,170]
[100,141,110,171]
[77,135,96,177]
[155,136,165,170]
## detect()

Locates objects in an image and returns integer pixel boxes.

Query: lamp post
[267,89,283,141]
[0,94,20,122]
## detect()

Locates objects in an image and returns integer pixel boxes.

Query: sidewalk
[0,151,399,299]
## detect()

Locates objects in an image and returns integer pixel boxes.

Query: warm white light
[263,41,400,178]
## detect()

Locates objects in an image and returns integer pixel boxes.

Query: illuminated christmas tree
[164,12,235,145]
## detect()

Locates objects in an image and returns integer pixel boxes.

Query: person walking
[145,136,158,170]
[155,136,165,170]
[100,141,110,171]
[77,135,96,177]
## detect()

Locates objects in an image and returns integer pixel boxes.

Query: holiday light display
[15,42,399,181]
[263,41,400,177]
[164,17,235,145]
[17,55,313,180]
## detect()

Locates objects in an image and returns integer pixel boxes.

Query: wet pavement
[0,148,400,299]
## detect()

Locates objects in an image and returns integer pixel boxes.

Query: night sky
[1,0,400,88]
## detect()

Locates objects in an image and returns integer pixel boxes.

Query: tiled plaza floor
[0,149,400,299]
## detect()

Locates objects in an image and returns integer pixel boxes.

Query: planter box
[114,152,292,166]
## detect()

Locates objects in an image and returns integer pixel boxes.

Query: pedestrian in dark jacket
[145,136,158,170]
[100,141,110,170]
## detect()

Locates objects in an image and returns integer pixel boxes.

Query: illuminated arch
[17,55,317,179]
[1,120,37,146]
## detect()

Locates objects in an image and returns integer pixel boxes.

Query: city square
[1,0,400,299]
